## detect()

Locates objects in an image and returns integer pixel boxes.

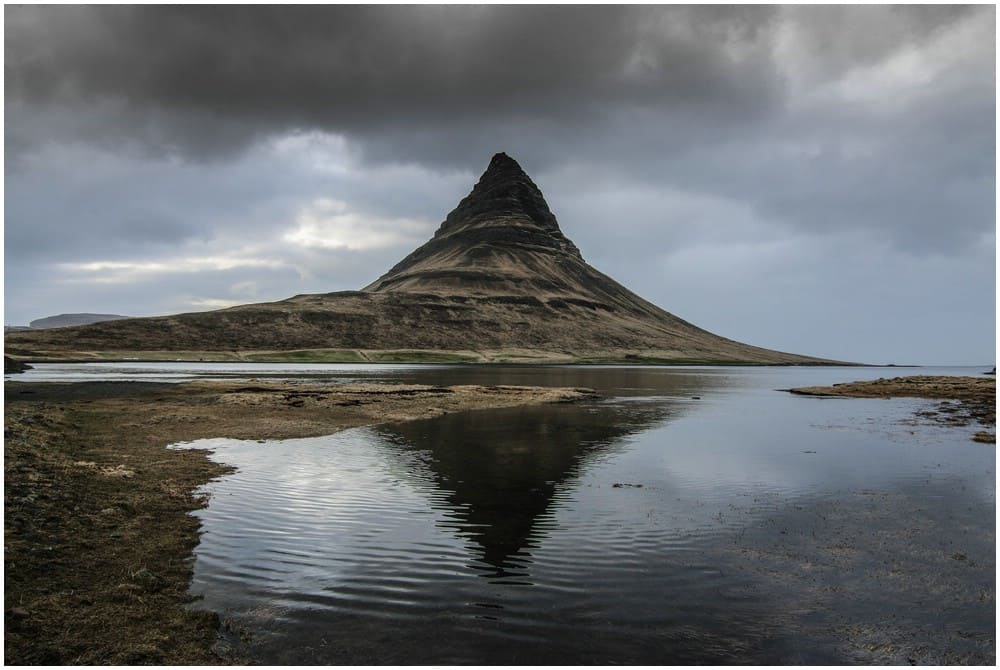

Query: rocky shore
[789,375,995,442]
[4,380,595,664]
[4,355,32,374]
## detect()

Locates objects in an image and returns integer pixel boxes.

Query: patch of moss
[366,350,481,364]
[89,350,244,362]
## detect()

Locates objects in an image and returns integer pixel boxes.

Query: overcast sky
[4,5,995,365]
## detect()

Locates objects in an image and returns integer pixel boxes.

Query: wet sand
[4,380,595,664]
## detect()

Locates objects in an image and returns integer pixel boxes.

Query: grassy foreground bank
[4,380,595,664]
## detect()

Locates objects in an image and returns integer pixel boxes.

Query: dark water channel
[142,365,992,663]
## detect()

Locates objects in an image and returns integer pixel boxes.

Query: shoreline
[3,346,858,366]
[4,380,595,664]
[789,375,996,442]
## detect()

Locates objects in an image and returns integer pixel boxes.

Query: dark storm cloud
[3,5,994,363]
[5,5,784,163]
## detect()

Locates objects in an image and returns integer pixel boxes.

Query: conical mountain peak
[364,153,583,293]
[485,151,523,175]
[7,150,834,365]
[478,152,534,189]
[436,152,564,239]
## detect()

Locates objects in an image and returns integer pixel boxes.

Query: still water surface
[18,363,996,662]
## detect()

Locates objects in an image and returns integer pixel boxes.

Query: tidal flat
[4,364,996,664]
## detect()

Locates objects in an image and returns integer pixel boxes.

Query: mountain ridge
[28,313,130,330]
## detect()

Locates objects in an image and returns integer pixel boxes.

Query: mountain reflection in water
[174,365,993,665]
[374,398,673,580]
[184,384,716,665]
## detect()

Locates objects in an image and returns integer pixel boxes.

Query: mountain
[28,313,130,329]
[5,153,838,365]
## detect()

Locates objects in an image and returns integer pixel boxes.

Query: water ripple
[173,366,994,664]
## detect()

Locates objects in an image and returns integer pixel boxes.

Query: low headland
[4,380,595,664]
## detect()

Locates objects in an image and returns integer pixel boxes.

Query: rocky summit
[364,152,584,296]
[6,153,837,364]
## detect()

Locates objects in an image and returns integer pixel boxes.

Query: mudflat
[4,380,595,664]
[789,375,995,442]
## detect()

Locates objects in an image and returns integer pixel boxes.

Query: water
[8,360,432,383]
[14,363,995,662]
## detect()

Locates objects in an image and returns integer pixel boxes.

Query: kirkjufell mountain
[6,153,836,364]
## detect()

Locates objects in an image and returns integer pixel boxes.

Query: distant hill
[6,154,842,365]
[28,313,129,329]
